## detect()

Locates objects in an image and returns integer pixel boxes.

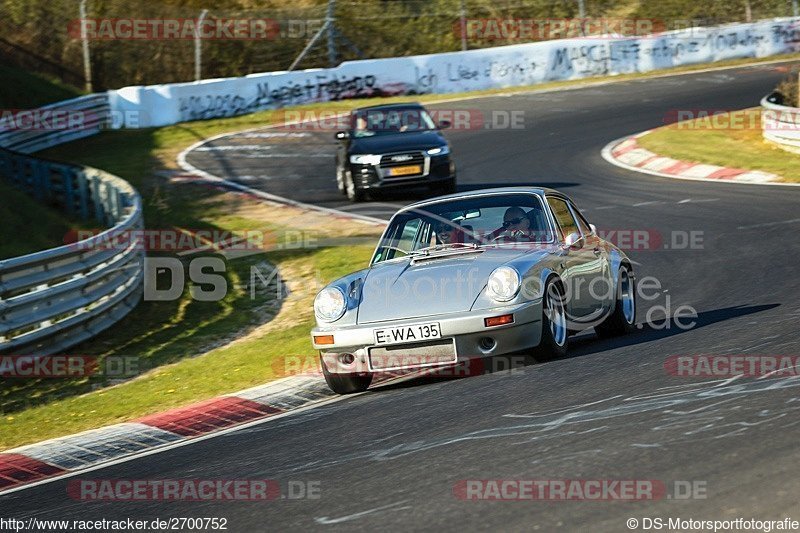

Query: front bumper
[311,299,542,374]
[349,154,455,190]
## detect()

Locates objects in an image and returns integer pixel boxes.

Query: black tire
[533,279,569,360]
[595,265,637,338]
[321,355,372,394]
[345,171,367,202]
[430,178,457,196]
[336,158,346,195]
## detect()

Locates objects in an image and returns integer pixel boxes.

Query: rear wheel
[595,266,636,337]
[321,355,373,394]
[534,279,569,359]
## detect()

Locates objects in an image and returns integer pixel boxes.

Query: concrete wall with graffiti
[109,18,800,128]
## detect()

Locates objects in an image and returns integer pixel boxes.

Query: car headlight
[349,154,382,165]
[314,287,347,322]
[486,267,521,302]
[426,146,450,156]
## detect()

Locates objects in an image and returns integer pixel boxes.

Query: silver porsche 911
[311,187,637,394]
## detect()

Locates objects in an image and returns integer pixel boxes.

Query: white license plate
[373,322,441,345]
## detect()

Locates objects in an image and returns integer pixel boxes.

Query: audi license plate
[388,165,421,176]
[374,322,441,345]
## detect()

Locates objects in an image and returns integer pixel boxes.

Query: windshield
[372,193,555,264]
[352,106,437,137]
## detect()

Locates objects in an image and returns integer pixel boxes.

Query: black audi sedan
[334,102,457,202]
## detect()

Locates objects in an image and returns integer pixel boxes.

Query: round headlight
[314,287,347,322]
[486,267,521,302]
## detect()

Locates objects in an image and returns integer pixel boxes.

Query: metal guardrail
[760,94,800,155]
[0,93,110,154]
[0,93,145,356]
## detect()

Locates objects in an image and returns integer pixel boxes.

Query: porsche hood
[356,248,541,324]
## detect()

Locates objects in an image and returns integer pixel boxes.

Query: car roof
[352,102,424,112]
[401,186,563,211]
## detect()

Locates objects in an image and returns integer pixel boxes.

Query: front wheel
[533,279,569,360]
[336,158,346,195]
[321,355,372,394]
[345,171,367,202]
[595,266,637,337]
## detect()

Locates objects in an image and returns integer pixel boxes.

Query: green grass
[0,65,82,108]
[637,108,800,183]
[1,99,383,449]
[0,179,84,259]
[0,245,375,450]
[0,66,85,258]
[3,51,800,449]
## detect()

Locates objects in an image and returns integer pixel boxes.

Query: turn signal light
[314,335,335,345]
[484,314,514,327]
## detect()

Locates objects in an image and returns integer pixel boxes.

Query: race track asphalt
[4,62,800,532]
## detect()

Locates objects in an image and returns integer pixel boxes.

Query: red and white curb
[601,131,795,186]
[0,375,337,494]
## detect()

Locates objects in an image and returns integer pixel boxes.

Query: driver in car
[500,207,533,240]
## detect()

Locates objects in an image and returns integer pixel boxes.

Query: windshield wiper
[413,243,480,255]
[377,245,417,256]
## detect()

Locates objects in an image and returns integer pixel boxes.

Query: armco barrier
[0,93,111,154]
[760,94,800,154]
[109,18,800,128]
[0,94,145,356]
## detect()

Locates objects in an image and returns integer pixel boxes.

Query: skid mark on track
[314,500,413,525]
[256,375,800,478]
[737,218,800,230]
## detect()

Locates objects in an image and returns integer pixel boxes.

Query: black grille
[379,152,424,167]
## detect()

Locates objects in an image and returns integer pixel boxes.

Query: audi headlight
[486,267,521,302]
[426,145,450,156]
[349,154,382,165]
[314,287,347,322]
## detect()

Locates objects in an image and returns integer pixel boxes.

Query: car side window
[547,197,580,241]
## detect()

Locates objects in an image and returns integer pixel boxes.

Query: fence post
[460,0,467,51]
[195,9,209,81]
[79,0,93,92]
[326,0,337,67]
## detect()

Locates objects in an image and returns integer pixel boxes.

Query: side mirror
[335,131,349,140]
[589,223,597,234]
[563,232,582,249]
[438,120,451,129]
